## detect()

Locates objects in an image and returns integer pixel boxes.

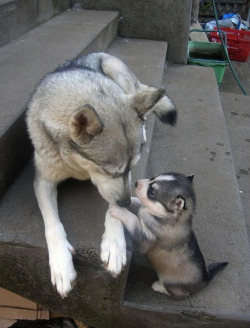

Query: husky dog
[110,172,228,298]
[26,52,177,297]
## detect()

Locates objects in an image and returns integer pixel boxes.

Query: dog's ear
[172,196,186,212]
[186,174,194,183]
[69,104,103,144]
[132,88,166,117]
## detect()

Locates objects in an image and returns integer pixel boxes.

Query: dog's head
[135,173,196,220]
[68,89,166,206]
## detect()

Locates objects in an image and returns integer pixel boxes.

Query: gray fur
[111,172,228,299]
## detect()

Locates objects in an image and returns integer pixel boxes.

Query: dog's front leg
[34,176,77,298]
[101,209,126,276]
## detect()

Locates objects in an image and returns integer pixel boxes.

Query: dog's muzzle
[116,197,131,207]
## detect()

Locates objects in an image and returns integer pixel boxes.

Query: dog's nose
[116,198,131,207]
[135,181,138,188]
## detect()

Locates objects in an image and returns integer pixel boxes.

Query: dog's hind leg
[34,176,77,298]
[101,210,127,276]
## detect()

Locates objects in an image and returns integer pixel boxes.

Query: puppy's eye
[147,184,156,200]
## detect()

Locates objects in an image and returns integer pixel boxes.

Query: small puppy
[110,172,228,299]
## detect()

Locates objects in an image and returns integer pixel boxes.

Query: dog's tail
[153,94,177,126]
[207,262,229,282]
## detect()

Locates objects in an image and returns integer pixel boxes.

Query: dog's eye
[147,184,156,200]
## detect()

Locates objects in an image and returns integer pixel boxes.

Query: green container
[187,41,228,84]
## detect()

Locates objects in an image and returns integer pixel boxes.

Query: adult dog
[26,52,177,297]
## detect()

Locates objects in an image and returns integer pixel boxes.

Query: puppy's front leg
[34,176,77,298]
[110,205,143,237]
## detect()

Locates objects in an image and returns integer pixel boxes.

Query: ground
[9,318,79,328]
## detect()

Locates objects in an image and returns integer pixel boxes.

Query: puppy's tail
[153,94,177,126]
[207,262,229,282]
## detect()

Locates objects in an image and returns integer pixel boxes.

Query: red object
[209,28,250,62]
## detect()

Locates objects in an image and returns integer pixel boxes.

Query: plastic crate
[209,28,250,62]
[187,41,228,84]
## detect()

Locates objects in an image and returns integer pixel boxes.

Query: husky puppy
[26,52,177,297]
[110,172,228,299]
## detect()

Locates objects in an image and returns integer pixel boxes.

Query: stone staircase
[0,2,250,328]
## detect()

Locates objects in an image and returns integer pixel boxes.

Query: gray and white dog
[111,172,228,298]
[26,52,177,297]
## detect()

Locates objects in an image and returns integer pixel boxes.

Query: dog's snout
[116,198,131,207]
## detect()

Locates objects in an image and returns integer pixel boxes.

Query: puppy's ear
[132,88,166,118]
[172,196,186,212]
[69,104,103,144]
[186,174,194,183]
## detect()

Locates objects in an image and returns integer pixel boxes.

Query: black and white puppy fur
[110,172,228,299]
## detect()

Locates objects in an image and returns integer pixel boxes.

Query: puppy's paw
[49,239,77,298]
[109,205,128,220]
[152,281,170,295]
[101,233,126,277]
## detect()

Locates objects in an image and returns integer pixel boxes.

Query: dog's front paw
[101,232,126,277]
[49,239,77,298]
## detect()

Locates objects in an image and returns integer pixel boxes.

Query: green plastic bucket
[187,41,228,84]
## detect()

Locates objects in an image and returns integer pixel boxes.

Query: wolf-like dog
[26,52,177,298]
[111,172,228,298]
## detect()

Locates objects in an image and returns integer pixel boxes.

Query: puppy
[110,172,228,299]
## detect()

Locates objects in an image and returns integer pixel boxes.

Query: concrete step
[121,66,250,327]
[0,0,70,47]
[0,38,168,326]
[220,92,250,241]
[0,8,119,199]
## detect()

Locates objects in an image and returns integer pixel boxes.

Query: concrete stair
[0,8,118,198]
[0,3,250,328]
[0,0,70,47]
[220,92,250,242]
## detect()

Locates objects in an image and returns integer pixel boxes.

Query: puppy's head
[135,172,195,220]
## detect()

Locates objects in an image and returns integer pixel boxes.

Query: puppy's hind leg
[152,281,171,296]
[34,176,77,298]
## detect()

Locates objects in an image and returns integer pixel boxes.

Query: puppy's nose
[135,180,143,190]
[116,198,131,207]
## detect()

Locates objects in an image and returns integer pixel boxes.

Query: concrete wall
[75,0,192,64]
[0,0,70,46]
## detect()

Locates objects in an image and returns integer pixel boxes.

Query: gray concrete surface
[0,9,118,198]
[220,92,250,242]
[0,0,70,46]
[121,65,250,325]
[0,9,118,136]
[219,58,250,95]
[0,38,169,327]
[73,0,192,64]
